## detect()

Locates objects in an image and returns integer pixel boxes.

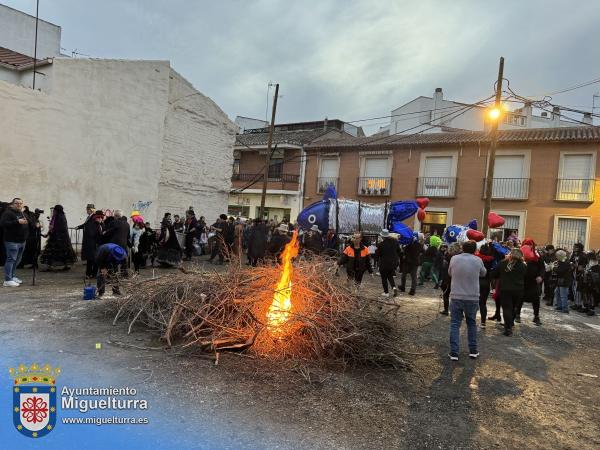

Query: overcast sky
[4,0,600,132]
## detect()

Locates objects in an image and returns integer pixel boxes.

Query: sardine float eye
[449,231,455,237]
[308,214,316,224]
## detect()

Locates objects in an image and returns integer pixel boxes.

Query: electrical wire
[231,95,495,193]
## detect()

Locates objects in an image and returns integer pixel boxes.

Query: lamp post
[482,57,505,237]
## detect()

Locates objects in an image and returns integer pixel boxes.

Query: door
[420,211,447,237]
[493,155,526,198]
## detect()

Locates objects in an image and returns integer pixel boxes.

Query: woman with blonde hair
[492,248,527,336]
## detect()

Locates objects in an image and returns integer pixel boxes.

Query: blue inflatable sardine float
[296,186,420,244]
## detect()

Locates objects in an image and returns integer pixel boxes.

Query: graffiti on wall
[132,200,152,215]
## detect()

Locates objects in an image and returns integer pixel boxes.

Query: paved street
[1,262,599,449]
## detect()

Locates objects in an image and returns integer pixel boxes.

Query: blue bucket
[83,285,97,300]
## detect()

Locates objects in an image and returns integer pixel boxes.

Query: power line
[231,96,495,193]
[520,75,600,98]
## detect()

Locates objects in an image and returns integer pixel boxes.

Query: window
[318,158,339,192]
[554,216,590,249]
[359,157,391,195]
[489,214,521,242]
[491,155,528,199]
[557,153,595,201]
[268,149,284,180]
[418,155,456,197]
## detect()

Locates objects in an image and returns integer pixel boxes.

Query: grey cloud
[4,0,600,133]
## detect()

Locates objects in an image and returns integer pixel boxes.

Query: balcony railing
[358,177,392,196]
[482,178,529,200]
[231,173,300,183]
[317,177,339,193]
[416,177,456,198]
[555,178,595,202]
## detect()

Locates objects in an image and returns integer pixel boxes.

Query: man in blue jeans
[0,198,29,287]
[448,240,486,361]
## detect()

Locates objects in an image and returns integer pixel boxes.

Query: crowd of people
[2,198,598,359]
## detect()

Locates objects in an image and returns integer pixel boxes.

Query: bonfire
[111,231,411,368]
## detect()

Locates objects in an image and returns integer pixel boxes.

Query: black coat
[79,217,102,261]
[376,238,400,272]
[523,258,544,301]
[102,218,130,251]
[338,245,373,276]
[268,233,290,257]
[248,223,267,259]
[303,231,323,253]
[0,207,29,243]
[402,241,422,269]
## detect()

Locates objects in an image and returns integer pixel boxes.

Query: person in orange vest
[338,232,373,289]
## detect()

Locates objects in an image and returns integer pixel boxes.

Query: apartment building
[305,127,600,249]
[376,88,592,137]
[230,119,362,221]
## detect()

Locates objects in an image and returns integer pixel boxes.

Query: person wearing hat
[302,224,324,256]
[95,243,127,296]
[376,229,400,297]
[76,204,98,276]
[268,224,291,261]
[80,210,104,278]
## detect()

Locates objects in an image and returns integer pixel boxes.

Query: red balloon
[416,197,430,209]
[466,229,485,242]
[487,212,505,228]
[417,208,426,222]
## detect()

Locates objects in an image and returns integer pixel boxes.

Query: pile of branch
[111,258,411,369]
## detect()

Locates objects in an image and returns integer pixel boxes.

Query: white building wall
[0,58,235,229]
[0,4,61,59]
[158,69,237,224]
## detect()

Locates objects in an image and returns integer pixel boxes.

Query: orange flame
[267,229,299,329]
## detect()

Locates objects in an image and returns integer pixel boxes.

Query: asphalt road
[1,261,599,449]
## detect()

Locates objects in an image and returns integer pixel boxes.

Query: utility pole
[259,83,279,220]
[32,0,40,90]
[482,57,505,236]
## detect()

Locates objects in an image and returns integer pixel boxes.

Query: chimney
[583,112,593,125]
[432,88,444,125]
[552,106,561,126]
[522,101,532,127]
[323,117,328,131]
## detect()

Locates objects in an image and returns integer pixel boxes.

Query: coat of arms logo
[9,363,60,438]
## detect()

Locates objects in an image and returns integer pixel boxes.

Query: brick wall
[305,142,600,248]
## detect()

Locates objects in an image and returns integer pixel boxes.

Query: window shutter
[494,155,524,178]
[562,154,592,179]
[424,156,452,177]
[320,159,338,178]
[364,158,389,177]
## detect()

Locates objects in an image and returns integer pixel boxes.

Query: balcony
[555,179,595,202]
[358,177,392,196]
[416,177,456,198]
[231,173,300,183]
[482,178,529,200]
[317,177,339,193]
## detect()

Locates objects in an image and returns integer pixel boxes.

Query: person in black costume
[39,205,76,270]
